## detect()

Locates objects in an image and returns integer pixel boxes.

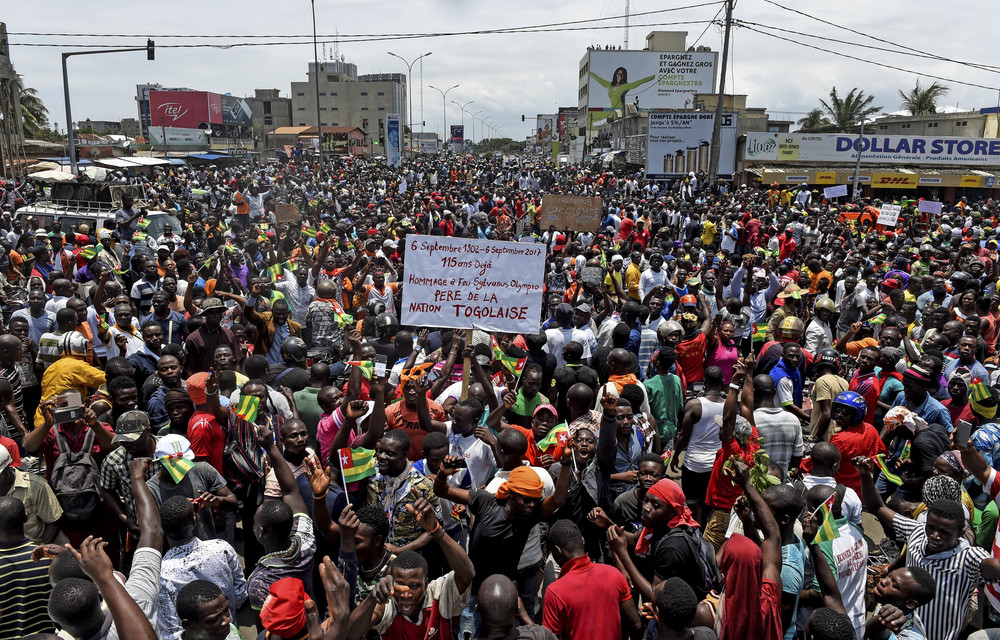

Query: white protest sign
[877,204,902,226]
[917,199,943,215]
[823,184,848,199]
[401,235,546,333]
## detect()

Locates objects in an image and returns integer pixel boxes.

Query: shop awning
[750,164,1000,189]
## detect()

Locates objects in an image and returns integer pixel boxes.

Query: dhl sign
[871,173,919,189]
[814,172,837,184]
[960,175,982,187]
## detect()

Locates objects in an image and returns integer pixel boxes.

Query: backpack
[660,525,722,599]
[48,429,102,521]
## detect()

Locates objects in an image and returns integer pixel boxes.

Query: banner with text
[877,204,902,226]
[540,194,603,231]
[745,132,1000,167]
[918,200,944,215]
[586,50,716,113]
[645,111,737,177]
[823,184,848,198]
[402,236,546,333]
[386,114,401,167]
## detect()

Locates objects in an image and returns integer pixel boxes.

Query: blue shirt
[890,391,953,431]
[140,310,189,345]
[944,358,990,382]
[731,265,781,337]
[267,323,290,366]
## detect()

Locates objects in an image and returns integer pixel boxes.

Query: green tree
[14,75,50,138]
[819,87,881,132]
[898,80,949,115]
[795,108,834,133]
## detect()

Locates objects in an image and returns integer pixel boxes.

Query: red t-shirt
[706,428,760,510]
[827,422,887,496]
[676,332,708,384]
[384,399,447,461]
[187,410,226,474]
[542,555,632,640]
[942,399,976,430]
[849,372,882,425]
[0,436,20,467]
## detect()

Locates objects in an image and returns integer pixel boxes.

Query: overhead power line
[737,23,997,91]
[8,2,722,40]
[761,0,1000,75]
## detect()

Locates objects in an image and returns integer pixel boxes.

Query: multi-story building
[290,60,406,150]
[249,89,293,137]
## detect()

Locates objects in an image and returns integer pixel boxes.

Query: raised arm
[732,460,781,586]
[130,457,163,551]
[853,456,896,533]
[408,497,475,594]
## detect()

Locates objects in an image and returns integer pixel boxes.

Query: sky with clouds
[6,0,1000,140]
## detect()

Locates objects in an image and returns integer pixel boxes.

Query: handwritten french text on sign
[823,185,848,199]
[401,235,546,333]
[877,204,902,226]
[539,194,602,232]
[917,200,943,215]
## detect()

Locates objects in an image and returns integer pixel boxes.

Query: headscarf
[496,466,544,500]
[186,372,209,406]
[971,383,998,420]
[608,372,640,395]
[399,362,434,388]
[921,474,961,507]
[635,478,698,554]
[719,534,765,640]
[939,450,965,476]
[948,366,973,393]
[770,356,803,407]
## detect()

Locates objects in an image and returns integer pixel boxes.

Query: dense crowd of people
[1,155,1000,640]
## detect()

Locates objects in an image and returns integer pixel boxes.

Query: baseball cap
[98,228,112,240]
[260,577,307,636]
[155,434,195,461]
[186,372,210,406]
[574,303,592,314]
[113,410,151,444]
[680,294,698,306]
[157,244,173,252]
[533,403,558,418]
[687,276,702,286]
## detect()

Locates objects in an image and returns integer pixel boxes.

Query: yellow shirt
[35,357,107,427]
[702,220,718,246]
[625,264,642,300]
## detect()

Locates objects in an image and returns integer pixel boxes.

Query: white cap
[154,434,194,460]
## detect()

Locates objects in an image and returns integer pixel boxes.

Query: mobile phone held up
[374,354,388,379]
[443,459,468,470]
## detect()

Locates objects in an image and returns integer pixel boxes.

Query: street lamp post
[451,100,474,147]
[310,0,323,168]
[387,51,432,157]
[63,41,154,175]
[470,110,482,145]
[429,84,458,149]
[851,117,871,200]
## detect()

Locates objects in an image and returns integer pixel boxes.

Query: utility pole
[310,0,323,168]
[623,0,630,49]
[707,0,733,186]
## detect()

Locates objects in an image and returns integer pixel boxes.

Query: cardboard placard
[401,235,546,333]
[823,184,848,199]
[275,203,301,223]
[580,266,604,286]
[917,200,943,215]
[539,194,602,232]
[877,204,902,226]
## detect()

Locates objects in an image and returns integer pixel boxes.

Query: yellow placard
[960,175,982,188]
[871,173,919,189]
[814,172,837,185]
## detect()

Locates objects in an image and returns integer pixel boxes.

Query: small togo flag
[133,231,148,243]
[900,441,911,460]
[160,453,195,484]
[339,447,377,483]
[498,354,526,376]
[80,245,100,261]
[347,360,373,379]
[752,323,767,342]
[811,491,840,544]
[971,377,991,403]
[267,263,284,282]
[536,423,570,451]
[234,394,260,423]
[661,450,673,465]
[333,308,354,328]
[137,217,151,229]
[302,226,318,239]
[319,222,332,235]
[875,453,902,486]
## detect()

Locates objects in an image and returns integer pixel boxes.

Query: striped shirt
[36,330,66,370]
[894,513,990,640]
[980,468,1000,613]
[0,538,54,638]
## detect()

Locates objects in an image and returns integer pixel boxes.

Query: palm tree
[14,75,49,138]
[898,81,949,115]
[796,108,834,133]
[819,87,882,132]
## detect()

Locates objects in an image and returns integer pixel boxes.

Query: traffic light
[147,39,155,60]
[521,115,525,122]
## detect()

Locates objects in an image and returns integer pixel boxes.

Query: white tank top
[683,396,725,473]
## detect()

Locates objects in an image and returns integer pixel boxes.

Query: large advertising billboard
[536,115,557,142]
[149,127,210,146]
[744,132,1000,167]
[386,114,401,167]
[645,111,737,178]
[220,94,252,127]
[450,125,465,144]
[587,51,715,117]
[149,91,223,130]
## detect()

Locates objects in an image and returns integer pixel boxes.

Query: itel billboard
[149,91,223,130]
